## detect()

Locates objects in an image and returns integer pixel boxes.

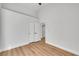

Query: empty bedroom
[0,3,79,56]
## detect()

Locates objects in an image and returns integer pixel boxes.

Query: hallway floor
[0,40,76,56]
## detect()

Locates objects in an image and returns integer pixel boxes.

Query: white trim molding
[46,40,79,56]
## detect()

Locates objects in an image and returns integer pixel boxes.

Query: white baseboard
[46,40,79,55]
[0,42,29,52]
[0,40,40,53]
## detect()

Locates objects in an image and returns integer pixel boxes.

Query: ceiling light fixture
[38,3,42,5]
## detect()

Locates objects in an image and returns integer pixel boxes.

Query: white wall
[0,4,2,51]
[39,4,79,55]
[0,4,4,51]
[1,8,39,51]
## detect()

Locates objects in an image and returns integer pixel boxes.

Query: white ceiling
[2,3,48,18]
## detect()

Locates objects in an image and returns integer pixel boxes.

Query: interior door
[29,22,41,42]
[29,22,34,42]
[34,22,41,41]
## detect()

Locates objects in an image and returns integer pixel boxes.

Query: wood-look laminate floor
[0,41,76,56]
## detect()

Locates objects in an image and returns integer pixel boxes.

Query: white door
[29,22,34,42]
[34,22,41,41]
[29,22,41,42]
